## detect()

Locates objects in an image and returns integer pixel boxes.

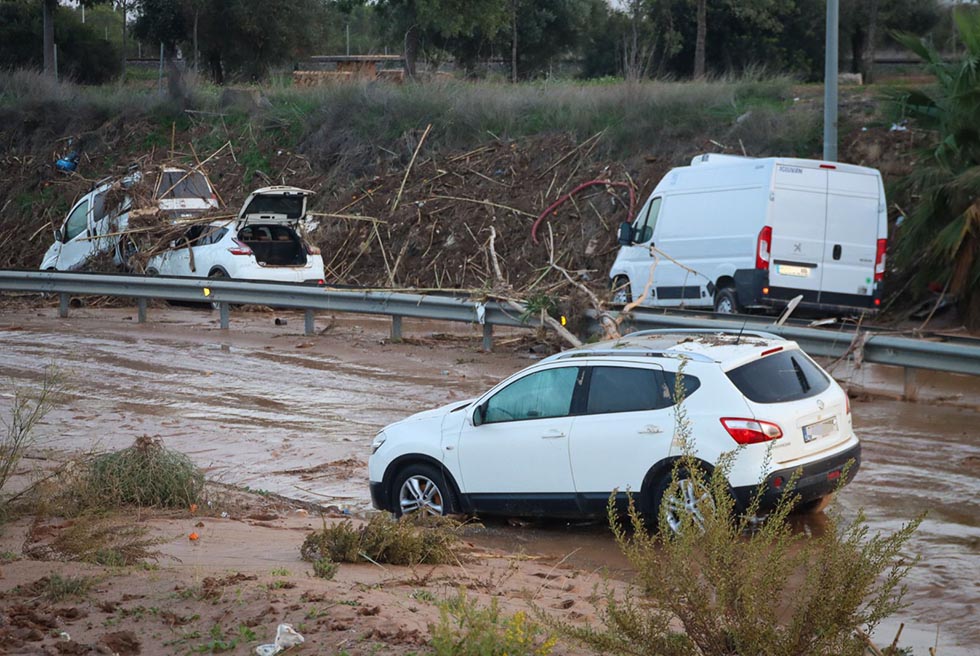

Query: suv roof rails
[541,349,715,364]
[624,328,787,342]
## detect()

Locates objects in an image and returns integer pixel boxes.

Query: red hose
[531,179,636,245]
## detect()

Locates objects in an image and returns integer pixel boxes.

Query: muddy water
[1,305,977,654]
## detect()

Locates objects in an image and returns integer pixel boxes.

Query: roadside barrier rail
[3,270,978,396]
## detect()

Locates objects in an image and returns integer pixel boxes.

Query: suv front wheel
[392,464,455,517]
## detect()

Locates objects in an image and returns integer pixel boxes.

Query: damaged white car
[145,186,325,285]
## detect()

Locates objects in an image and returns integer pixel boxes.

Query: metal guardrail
[3,271,980,387]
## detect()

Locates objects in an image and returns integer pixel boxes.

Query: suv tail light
[874,239,887,282]
[845,393,851,415]
[756,226,772,270]
[720,417,783,444]
[228,238,253,256]
[306,243,321,255]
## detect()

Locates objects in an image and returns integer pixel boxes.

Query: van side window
[63,200,89,241]
[91,192,107,224]
[634,197,662,243]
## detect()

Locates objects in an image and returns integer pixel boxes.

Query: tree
[894,9,980,328]
[377,0,508,78]
[692,0,705,78]
[41,0,113,78]
[841,0,941,83]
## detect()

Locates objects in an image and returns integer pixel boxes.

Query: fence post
[219,302,229,329]
[137,297,147,323]
[305,308,315,336]
[391,315,403,341]
[903,367,919,402]
[58,293,69,318]
[482,323,493,352]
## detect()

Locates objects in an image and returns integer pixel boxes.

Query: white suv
[368,330,860,524]
[145,186,325,284]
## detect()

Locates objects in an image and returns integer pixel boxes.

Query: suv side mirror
[617,221,634,246]
[54,228,63,243]
[472,402,487,427]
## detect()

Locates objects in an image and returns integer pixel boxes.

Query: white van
[609,154,887,314]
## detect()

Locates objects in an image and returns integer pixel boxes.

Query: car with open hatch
[368,329,860,529]
[144,185,325,284]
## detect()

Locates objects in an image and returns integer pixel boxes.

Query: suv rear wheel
[651,468,714,534]
[392,464,454,517]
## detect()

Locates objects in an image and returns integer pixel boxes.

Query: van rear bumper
[734,269,880,314]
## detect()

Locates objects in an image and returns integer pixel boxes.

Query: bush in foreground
[431,590,556,656]
[300,513,461,568]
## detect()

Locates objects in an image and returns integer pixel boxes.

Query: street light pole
[823,0,839,162]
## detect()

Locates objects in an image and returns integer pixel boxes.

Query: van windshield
[158,171,212,200]
[726,350,829,403]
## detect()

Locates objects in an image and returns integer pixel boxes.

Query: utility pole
[823,0,839,162]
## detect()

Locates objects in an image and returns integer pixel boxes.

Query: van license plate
[803,417,837,443]
[778,264,810,277]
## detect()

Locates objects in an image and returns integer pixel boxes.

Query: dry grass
[23,513,165,566]
[300,513,462,567]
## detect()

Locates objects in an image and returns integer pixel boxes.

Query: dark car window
[91,192,107,223]
[726,350,830,404]
[484,367,580,424]
[242,195,304,220]
[586,366,700,414]
[63,199,89,241]
[158,171,212,199]
[662,371,702,403]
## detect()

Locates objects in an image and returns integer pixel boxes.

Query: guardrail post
[58,293,69,318]
[903,367,919,402]
[482,323,493,352]
[137,298,147,324]
[391,315,402,341]
[219,302,230,330]
[304,309,315,336]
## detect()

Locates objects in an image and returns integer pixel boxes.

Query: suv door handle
[541,430,566,439]
[639,425,663,434]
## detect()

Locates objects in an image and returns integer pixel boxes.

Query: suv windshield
[726,350,830,404]
[158,171,212,200]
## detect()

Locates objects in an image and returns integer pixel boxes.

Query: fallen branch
[391,123,432,216]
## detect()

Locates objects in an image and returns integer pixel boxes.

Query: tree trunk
[120,0,127,79]
[693,0,706,78]
[511,0,518,83]
[404,24,418,80]
[193,10,199,73]
[42,0,56,77]
[850,29,864,75]
[861,0,880,84]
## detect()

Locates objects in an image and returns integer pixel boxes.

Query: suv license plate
[803,417,837,443]
[778,264,811,277]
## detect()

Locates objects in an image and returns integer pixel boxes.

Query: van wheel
[713,287,741,314]
[611,276,632,304]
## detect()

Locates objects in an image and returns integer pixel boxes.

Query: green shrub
[430,590,556,656]
[83,435,204,509]
[311,557,338,580]
[551,377,923,656]
[300,513,460,566]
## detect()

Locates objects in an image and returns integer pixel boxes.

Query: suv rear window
[726,350,830,404]
[158,171,212,199]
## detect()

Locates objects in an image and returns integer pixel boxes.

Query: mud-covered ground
[0,301,978,655]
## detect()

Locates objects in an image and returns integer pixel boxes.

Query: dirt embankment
[0,86,926,301]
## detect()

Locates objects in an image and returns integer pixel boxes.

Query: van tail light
[756,226,772,270]
[720,417,783,445]
[306,244,321,255]
[228,238,253,256]
[874,239,887,282]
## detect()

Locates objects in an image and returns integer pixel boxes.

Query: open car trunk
[238,224,308,266]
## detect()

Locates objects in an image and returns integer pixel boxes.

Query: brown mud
[0,304,977,654]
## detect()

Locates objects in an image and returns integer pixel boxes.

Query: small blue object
[56,151,80,173]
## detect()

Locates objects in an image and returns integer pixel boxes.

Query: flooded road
[1,304,977,654]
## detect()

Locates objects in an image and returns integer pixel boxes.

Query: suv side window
[484,367,581,424]
[634,196,662,244]
[586,366,669,414]
[586,366,702,414]
[63,199,89,241]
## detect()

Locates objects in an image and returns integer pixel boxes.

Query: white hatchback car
[40,167,219,272]
[146,186,325,285]
[368,330,860,525]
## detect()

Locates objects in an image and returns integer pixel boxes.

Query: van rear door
[821,169,881,306]
[769,164,827,300]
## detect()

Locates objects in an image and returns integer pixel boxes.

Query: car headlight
[371,431,387,455]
